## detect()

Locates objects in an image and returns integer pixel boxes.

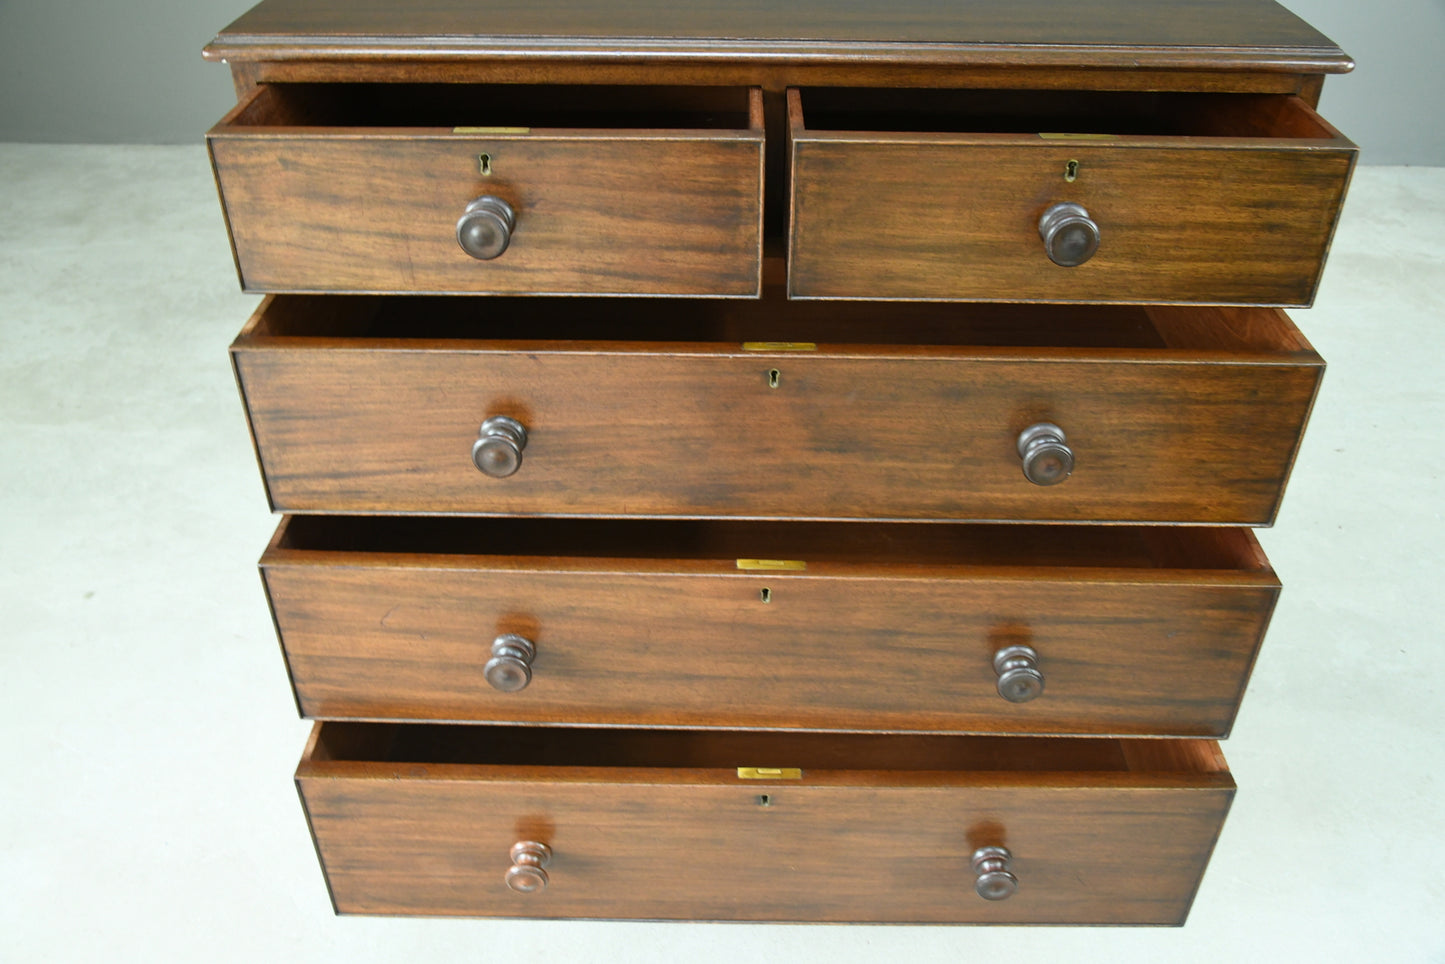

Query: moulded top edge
[203,0,1351,72]
[203,37,1353,74]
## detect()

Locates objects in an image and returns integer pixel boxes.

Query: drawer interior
[246,293,1313,354]
[796,88,1340,139]
[309,721,1229,775]
[224,83,757,131]
[276,516,1269,573]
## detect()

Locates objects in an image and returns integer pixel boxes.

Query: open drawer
[265,517,1279,737]
[787,88,1356,305]
[231,290,1324,523]
[298,722,1234,923]
[207,84,764,296]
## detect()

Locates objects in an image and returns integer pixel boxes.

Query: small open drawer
[787,88,1356,304]
[298,722,1234,923]
[208,84,764,296]
[232,291,1323,523]
[265,517,1279,737]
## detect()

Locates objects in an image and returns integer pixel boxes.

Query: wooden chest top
[205,0,1351,72]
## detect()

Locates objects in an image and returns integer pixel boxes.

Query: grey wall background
[0,0,1439,163]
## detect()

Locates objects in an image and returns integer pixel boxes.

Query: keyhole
[479,153,492,176]
[758,794,772,807]
[1064,159,1079,182]
[768,369,781,389]
[759,587,772,604]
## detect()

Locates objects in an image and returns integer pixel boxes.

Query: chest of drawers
[206,0,1354,925]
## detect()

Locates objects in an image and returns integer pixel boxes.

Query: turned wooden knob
[485,634,536,692]
[456,195,516,260]
[505,841,552,893]
[472,415,528,478]
[1016,422,1074,486]
[1038,202,1099,267]
[993,644,1044,703]
[971,845,1018,901]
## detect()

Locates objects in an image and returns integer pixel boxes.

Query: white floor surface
[1,145,1442,962]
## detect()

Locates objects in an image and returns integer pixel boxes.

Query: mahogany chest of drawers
[206,0,1355,925]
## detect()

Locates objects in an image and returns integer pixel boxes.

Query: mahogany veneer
[232,292,1323,523]
[207,0,1352,926]
[787,89,1354,304]
[265,517,1278,736]
[299,722,1234,924]
[210,85,765,295]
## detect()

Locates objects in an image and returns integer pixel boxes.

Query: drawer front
[788,90,1355,304]
[298,725,1234,924]
[264,522,1278,736]
[234,330,1321,524]
[208,86,764,296]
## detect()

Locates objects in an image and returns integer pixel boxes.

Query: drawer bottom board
[298,723,1233,924]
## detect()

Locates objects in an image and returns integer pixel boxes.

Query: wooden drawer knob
[472,415,529,478]
[971,845,1018,901]
[506,841,552,893]
[1016,422,1074,486]
[456,195,516,260]
[993,644,1044,703]
[485,633,536,692]
[1038,202,1100,267]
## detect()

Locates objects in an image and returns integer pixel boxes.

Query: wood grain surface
[296,722,1234,923]
[231,294,1323,523]
[205,0,1350,75]
[202,0,1358,930]
[263,516,1278,736]
[208,85,764,295]
[788,90,1355,305]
